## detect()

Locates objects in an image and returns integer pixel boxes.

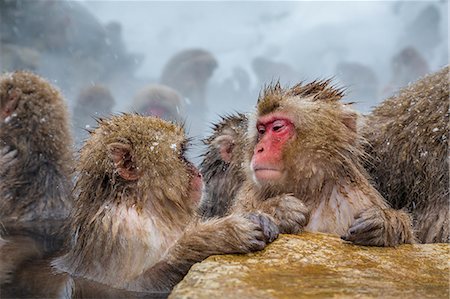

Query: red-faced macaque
[199,113,248,218]
[0,71,74,284]
[4,114,278,297]
[231,80,415,246]
[132,84,185,122]
[363,66,449,243]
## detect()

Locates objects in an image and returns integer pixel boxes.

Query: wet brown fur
[6,114,277,297]
[199,113,248,218]
[363,66,449,243]
[232,80,415,246]
[0,71,73,253]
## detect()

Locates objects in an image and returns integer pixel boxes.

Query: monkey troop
[4,113,277,297]
[1,68,445,297]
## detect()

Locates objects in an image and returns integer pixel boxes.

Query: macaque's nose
[255,144,264,154]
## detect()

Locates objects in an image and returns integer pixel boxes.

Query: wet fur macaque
[231,80,415,246]
[5,114,278,298]
[363,66,449,243]
[0,71,73,284]
[199,113,248,218]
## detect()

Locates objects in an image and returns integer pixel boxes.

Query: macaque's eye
[257,125,266,135]
[272,120,287,132]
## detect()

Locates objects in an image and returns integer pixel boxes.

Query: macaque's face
[187,162,203,204]
[251,113,295,184]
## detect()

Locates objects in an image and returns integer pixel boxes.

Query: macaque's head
[78,114,202,211]
[0,71,72,155]
[132,84,185,122]
[0,71,65,123]
[75,85,115,116]
[247,80,362,192]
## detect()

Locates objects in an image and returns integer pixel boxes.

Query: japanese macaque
[160,49,218,105]
[383,47,430,97]
[160,49,218,142]
[0,71,74,284]
[251,56,300,88]
[199,113,248,218]
[231,80,415,246]
[335,62,379,104]
[132,84,185,122]
[363,66,449,243]
[0,71,73,251]
[5,114,277,297]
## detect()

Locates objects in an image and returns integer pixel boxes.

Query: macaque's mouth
[253,168,282,181]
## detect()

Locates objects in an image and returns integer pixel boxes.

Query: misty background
[1,0,448,163]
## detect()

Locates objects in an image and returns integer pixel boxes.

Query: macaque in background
[0,71,74,282]
[4,114,278,297]
[363,66,449,243]
[199,113,248,218]
[383,47,430,97]
[132,84,185,122]
[335,62,380,106]
[160,48,218,141]
[251,56,300,88]
[72,84,115,145]
[160,49,217,106]
[230,80,415,246]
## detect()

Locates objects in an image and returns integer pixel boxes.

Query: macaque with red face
[232,80,415,246]
[4,114,277,298]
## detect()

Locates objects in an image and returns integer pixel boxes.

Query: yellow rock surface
[170,233,449,299]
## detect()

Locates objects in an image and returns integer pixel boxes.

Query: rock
[170,233,449,299]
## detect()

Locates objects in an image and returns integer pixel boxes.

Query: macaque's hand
[263,194,310,234]
[227,212,279,253]
[342,207,414,247]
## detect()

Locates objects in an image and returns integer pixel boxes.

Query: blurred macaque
[161,49,218,105]
[251,56,300,87]
[4,114,277,297]
[401,4,442,55]
[364,66,449,243]
[335,62,379,105]
[160,49,218,139]
[229,80,415,246]
[0,71,73,283]
[383,47,430,96]
[73,84,115,144]
[132,84,185,122]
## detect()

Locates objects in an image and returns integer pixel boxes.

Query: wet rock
[170,233,449,299]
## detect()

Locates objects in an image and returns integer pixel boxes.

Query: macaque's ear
[212,135,235,163]
[1,88,20,118]
[107,142,141,181]
[341,109,358,133]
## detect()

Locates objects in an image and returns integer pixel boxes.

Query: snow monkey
[363,66,449,243]
[0,71,74,283]
[231,80,415,246]
[199,113,248,218]
[4,114,278,297]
